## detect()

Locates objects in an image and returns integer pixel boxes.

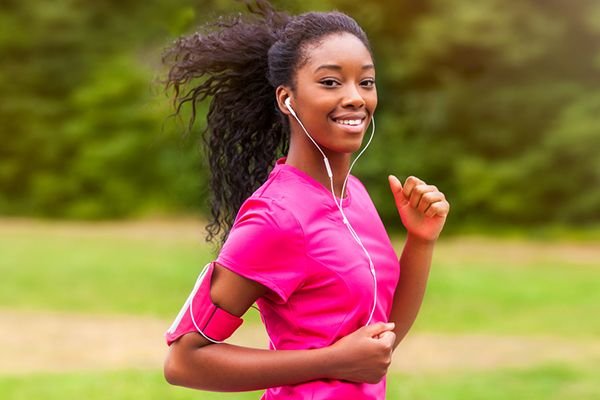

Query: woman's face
[286,32,378,154]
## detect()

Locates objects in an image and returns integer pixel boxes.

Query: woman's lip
[331,112,368,120]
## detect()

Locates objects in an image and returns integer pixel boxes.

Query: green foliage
[0,0,208,219]
[345,0,600,231]
[0,0,599,228]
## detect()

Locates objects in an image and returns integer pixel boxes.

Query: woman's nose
[341,85,366,108]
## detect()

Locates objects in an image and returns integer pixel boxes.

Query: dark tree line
[1,0,598,232]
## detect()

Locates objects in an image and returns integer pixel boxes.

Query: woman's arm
[385,175,450,350]
[164,263,396,391]
[389,235,435,350]
[164,332,337,391]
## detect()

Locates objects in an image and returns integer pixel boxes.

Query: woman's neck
[285,139,351,199]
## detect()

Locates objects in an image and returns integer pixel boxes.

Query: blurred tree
[0,0,598,231]
[334,0,600,231]
[0,0,207,218]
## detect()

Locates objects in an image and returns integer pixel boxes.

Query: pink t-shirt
[169,156,400,399]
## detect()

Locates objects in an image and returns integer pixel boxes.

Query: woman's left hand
[388,175,450,242]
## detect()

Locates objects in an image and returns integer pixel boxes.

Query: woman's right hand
[326,322,396,384]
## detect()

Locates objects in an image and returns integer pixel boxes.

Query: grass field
[0,219,598,399]
[0,363,598,400]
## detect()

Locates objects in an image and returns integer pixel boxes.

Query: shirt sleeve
[215,196,307,304]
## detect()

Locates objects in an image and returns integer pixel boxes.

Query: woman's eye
[361,79,376,87]
[320,79,340,87]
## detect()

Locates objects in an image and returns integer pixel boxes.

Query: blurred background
[0,0,598,399]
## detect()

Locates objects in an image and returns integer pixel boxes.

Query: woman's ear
[275,86,293,116]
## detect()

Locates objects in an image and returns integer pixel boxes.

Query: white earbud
[284,97,296,117]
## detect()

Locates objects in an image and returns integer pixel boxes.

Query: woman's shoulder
[235,165,305,225]
[349,174,369,193]
[234,194,303,237]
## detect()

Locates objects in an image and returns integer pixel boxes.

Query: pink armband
[165,261,243,345]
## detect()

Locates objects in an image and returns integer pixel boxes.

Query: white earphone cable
[287,99,378,326]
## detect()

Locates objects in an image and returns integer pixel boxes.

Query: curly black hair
[162,0,371,250]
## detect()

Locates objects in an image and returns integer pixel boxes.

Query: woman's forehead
[299,32,374,73]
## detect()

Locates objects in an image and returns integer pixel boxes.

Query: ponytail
[163,0,290,249]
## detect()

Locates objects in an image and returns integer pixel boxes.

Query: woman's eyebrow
[313,63,375,73]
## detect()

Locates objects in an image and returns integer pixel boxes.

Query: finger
[377,331,396,348]
[418,191,445,213]
[388,175,403,192]
[424,200,450,218]
[402,176,424,200]
[409,184,437,209]
[367,322,395,337]
[388,175,408,205]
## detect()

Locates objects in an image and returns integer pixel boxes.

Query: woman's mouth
[336,119,363,126]
[331,116,367,133]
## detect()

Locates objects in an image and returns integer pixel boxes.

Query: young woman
[162,1,449,399]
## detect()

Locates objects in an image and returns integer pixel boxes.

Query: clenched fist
[388,175,450,242]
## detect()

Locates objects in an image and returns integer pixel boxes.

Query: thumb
[388,175,407,205]
[377,330,396,347]
[367,321,395,337]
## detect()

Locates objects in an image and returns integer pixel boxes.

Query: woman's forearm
[389,234,435,350]
[165,338,337,392]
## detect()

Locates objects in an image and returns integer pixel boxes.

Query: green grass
[387,363,600,400]
[452,223,600,242]
[0,369,263,400]
[0,363,598,400]
[0,229,208,317]
[415,258,599,336]
[0,221,598,335]
[0,220,598,400]
[0,222,270,323]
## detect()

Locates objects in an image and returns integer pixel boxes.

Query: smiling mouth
[334,118,364,126]
[331,116,368,132]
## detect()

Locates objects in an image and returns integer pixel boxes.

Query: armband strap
[167,261,243,344]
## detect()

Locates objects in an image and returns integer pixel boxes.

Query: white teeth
[336,119,362,126]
